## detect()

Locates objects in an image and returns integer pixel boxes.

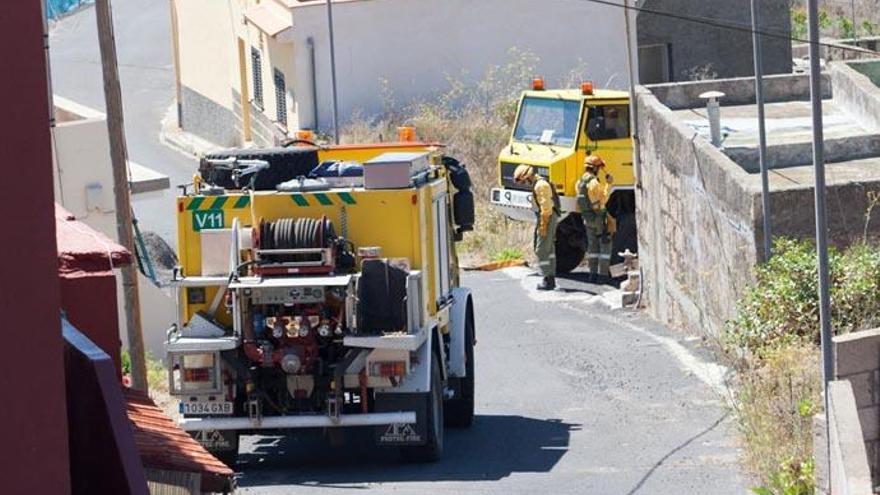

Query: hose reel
[255,217,337,272]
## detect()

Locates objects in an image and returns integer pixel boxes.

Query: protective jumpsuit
[533,177,561,279]
[576,171,612,277]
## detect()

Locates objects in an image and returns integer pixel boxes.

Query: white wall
[52,95,176,361]
[291,0,633,130]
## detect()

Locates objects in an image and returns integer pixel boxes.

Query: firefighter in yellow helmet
[576,155,613,282]
[514,164,560,290]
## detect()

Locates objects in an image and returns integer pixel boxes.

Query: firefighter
[514,164,560,290]
[577,155,613,282]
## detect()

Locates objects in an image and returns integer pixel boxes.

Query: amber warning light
[581,81,594,95]
[532,77,545,91]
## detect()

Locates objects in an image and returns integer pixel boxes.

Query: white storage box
[363,152,430,189]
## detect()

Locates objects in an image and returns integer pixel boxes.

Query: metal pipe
[623,0,641,188]
[751,0,772,261]
[307,37,319,131]
[179,411,417,431]
[807,0,833,487]
[326,0,340,143]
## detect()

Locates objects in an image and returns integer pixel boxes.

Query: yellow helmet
[513,164,536,183]
[585,155,606,170]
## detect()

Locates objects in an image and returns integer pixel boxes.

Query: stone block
[843,371,878,410]
[858,405,880,441]
[834,329,880,377]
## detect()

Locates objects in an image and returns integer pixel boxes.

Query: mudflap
[373,393,428,447]
[191,428,238,452]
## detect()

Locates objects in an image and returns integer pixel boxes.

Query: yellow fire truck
[165,140,476,464]
[490,79,637,272]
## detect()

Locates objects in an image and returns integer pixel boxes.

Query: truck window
[513,97,581,147]
[586,105,630,141]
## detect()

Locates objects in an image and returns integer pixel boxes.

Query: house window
[251,47,264,109]
[274,68,287,126]
[638,44,671,84]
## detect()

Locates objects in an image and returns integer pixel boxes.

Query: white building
[52,96,176,359]
[171,0,633,147]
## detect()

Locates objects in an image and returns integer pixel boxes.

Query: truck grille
[500,162,549,191]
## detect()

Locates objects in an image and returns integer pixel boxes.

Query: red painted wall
[0,1,72,493]
[60,274,123,375]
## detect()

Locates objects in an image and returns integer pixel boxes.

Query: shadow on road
[236,414,580,487]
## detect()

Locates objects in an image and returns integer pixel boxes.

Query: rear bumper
[179,411,416,431]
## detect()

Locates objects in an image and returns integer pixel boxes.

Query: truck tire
[555,213,587,274]
[611,211,637,267]
[445,312,475,428]
[402,359,444,462]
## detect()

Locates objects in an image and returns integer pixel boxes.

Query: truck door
[583,103,634,187]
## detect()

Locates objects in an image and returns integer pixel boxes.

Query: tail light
[369,361,407,378]
[175,353,219,393]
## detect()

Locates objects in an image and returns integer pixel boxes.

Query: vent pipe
[699,91,726,147]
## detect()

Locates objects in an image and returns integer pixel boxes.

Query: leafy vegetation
[491,247,525,262]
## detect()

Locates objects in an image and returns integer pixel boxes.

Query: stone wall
[180,85,240,148]
[833,328,880,487]
[635,85,758,338]
[814,380,874,495]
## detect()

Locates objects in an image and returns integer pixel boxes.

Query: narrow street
[236,268,746,494]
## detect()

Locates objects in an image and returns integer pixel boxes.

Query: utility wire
[577,0,878,56]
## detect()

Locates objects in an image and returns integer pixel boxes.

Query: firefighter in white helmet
[514,164,560,290]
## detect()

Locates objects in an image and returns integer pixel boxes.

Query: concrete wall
[814,380,874,495]
[635,85,758,338]
[833,60,880,131]
[175,0,633,142]
[637,0,792,82]
[53,95,118,237]
[831,328,880,488]
[52,96,177,361]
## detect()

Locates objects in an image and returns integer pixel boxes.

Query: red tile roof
[55,204,131,276]
[124,388,234,493]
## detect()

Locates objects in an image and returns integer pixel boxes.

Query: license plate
[180,400,233,415]
[492,188,533,208]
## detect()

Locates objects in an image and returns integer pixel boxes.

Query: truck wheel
[445,312,475,428]
[402,359,444,462]
[555,213,586,274]
[611,211,637,267]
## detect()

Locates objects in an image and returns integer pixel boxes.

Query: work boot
[537,276,556,291]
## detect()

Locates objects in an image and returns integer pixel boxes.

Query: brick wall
[834,328,880,486]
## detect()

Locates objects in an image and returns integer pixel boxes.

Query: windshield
[513,97,581,147]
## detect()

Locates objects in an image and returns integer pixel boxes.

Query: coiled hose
[258,217,336,263]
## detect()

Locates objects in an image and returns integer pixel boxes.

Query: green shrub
[491,247,525,262]
[726,238,880,353]
[752,457,815,495]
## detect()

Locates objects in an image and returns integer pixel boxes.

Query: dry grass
[729,343,821,491]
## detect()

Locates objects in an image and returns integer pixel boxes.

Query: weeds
[491,247,525,263]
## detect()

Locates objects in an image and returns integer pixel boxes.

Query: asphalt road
[235,268,747,494]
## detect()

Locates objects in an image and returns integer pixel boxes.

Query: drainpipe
[307,36,319,131]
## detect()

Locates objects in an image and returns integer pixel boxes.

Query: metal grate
[500,162,548,191]
[274,68,287,126]
[251,47,263,109]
